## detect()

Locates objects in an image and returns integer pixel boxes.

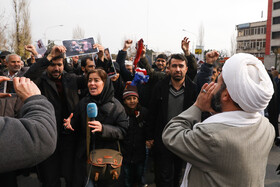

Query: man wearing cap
[0,51,11,75]
[162,51,275,187]
[125,60,134,74]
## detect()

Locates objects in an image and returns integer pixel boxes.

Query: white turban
[222,53,274,113]
[125,60,133,66]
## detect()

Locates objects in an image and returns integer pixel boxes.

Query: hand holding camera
[0,76,41,101]
[0,76,12,98]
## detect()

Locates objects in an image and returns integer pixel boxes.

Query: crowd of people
[0,36,279,187]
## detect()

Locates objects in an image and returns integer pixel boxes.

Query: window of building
[245,29,250,36]
[250,28,254,35]
[260,27,266,34]
[254,27,258,35]
[273,16,280,24]
[272,31,280,39]
[274,2,280,10]
[238,30,244,37]
[251,40,255,48]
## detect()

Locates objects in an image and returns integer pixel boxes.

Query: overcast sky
[1,0,268,54]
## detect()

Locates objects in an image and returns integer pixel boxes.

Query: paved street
[17,144,280,187]
[265,145,280,187]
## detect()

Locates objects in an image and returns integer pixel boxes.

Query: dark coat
[137,54,197,109]
[24,57,81,136]
[146,75,197,152]
[72,78,129,186]
[196,62,214,93]
[122,105,148,164]
[116,50,134,82]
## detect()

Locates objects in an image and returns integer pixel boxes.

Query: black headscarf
[88,77,114,106]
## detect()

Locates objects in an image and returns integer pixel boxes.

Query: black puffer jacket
[72,77,129,186]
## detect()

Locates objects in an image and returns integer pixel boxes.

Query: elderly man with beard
[24,46,84,187]
[162,51,275,187]
[146,53,197,187]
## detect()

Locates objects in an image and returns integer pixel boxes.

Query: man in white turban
[162,51,275,187]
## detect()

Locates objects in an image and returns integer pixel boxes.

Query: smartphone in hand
[3,80,15,94]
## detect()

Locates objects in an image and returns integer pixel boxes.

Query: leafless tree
[0,12,9,50]
[12,0,32,60]
[72,25,85,40]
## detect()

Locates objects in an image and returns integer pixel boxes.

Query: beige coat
[162,105,275,187]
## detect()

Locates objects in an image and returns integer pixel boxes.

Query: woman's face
[88,73,105,96]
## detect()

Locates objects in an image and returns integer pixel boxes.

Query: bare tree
[0,12,9,50]
[12,0,32,60]
[230,32,237,56]
[72,25,85,40]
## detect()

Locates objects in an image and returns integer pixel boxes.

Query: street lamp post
[44,24,64,46]
[182,29,204,61]
[182,29,198,54]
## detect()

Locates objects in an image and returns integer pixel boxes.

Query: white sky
[0,0,268,54]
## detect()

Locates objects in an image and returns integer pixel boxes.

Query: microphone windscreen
[87,103,98,119]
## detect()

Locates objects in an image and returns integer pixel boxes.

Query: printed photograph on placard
[104,48,117,78]
[35,39,47,56]
[63,37,98,57]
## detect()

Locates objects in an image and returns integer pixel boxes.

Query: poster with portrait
[62,37,98,57]
[104,48,117,78]
[35,39,47,56]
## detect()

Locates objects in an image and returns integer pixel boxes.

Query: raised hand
[206,50,219,65]
[93,44,105,61]
[194,82,216,113]
[47,45,66,61]
[24,44,39,56]
[123,40,133,51]
[181,37,191,56]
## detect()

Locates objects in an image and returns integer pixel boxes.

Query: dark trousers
[154,146,184,187]
[123,161,145,187]
[0,172,17,187]
[37,135,75,187]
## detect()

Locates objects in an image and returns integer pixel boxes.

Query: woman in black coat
[64,69,129,187]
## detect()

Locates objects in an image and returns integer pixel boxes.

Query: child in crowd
[121,84,148,187]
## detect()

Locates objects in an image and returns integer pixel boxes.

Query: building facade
[236,21,267,57]
[266,0,280,55]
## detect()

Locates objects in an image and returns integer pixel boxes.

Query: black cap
[0,51,11,58]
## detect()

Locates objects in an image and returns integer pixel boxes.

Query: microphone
[87,103,98,121]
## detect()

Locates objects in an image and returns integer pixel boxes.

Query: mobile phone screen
[4,81,15,93]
